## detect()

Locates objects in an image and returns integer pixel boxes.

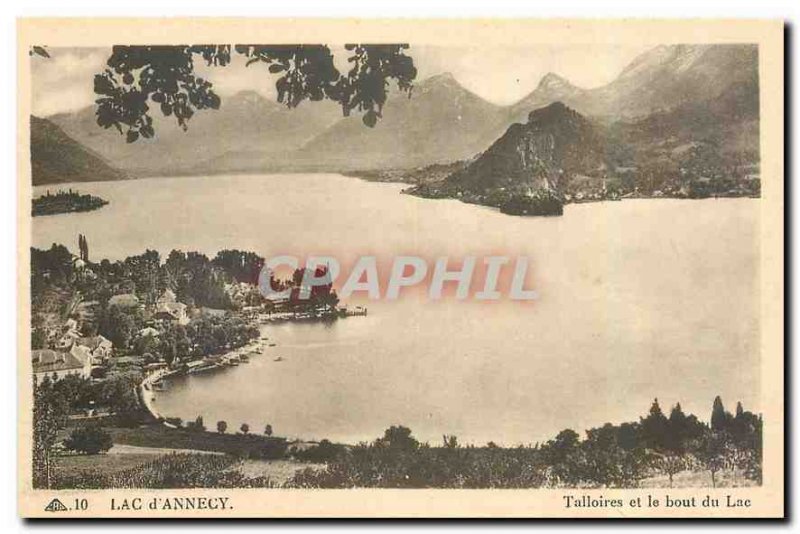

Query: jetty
[257,305,367,324]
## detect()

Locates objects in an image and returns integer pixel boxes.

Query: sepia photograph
[15,17,784,518]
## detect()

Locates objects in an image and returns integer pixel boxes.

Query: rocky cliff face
[445,102,606,194]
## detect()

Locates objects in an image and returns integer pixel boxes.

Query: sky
[30,44,650,117]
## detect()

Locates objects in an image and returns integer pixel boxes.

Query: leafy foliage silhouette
[90,44,417,141]
[30,46,50,58]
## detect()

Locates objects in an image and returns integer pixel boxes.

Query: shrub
[293,439,344,463]
[63,425,113,455]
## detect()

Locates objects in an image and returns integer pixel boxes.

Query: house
[56,318,81,349]
[56,329,81,349]
[75,335,113,362]
[225,281,262,308]
[32,349,90,383]
[69,344,95,368]
[154,289,189,325]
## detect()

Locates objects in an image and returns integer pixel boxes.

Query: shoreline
[139,368,179,424]
[138,304,368,428]
[138,336,268,426]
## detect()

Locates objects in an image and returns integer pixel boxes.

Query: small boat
[274,356,284,362]
[240,354,250,362]
[269,343,277,347]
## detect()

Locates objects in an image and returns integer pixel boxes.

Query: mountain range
[508,44,758,122]
[37,43,759,182]
[48,91,342,177]
[30,116,126,186]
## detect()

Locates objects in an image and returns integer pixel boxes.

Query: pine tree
[669,402,686,423]
[667,402,688,453]
[711,396,729,432]
[77,234,89,262]
[640,398,670,450]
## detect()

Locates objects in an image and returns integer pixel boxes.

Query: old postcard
[17,18,784,518]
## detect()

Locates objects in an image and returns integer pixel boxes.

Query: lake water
[32,174,760,445]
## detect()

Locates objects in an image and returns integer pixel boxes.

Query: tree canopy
[88,44,417,142]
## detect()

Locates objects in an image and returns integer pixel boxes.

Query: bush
[63,425,113,455]
[293,439,344,463]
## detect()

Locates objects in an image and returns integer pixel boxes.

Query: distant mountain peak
[231,89,266,100]
[509,73,583,123]
[617,44,711,80]
[410,72,496,109]
[536,72,575,91]
[427,71,456,82]
[226,90,275,109]
[419,72,461,91]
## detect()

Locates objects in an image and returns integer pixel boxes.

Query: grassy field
[50,453,244,489]
[51,452,322,489]
[53,453,157,478]
[106,424,289,459]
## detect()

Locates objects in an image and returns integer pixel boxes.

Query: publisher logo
[44,498,68,512]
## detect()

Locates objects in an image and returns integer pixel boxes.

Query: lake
[32,174,760,445]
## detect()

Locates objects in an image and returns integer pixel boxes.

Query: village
[30,241,364,425]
